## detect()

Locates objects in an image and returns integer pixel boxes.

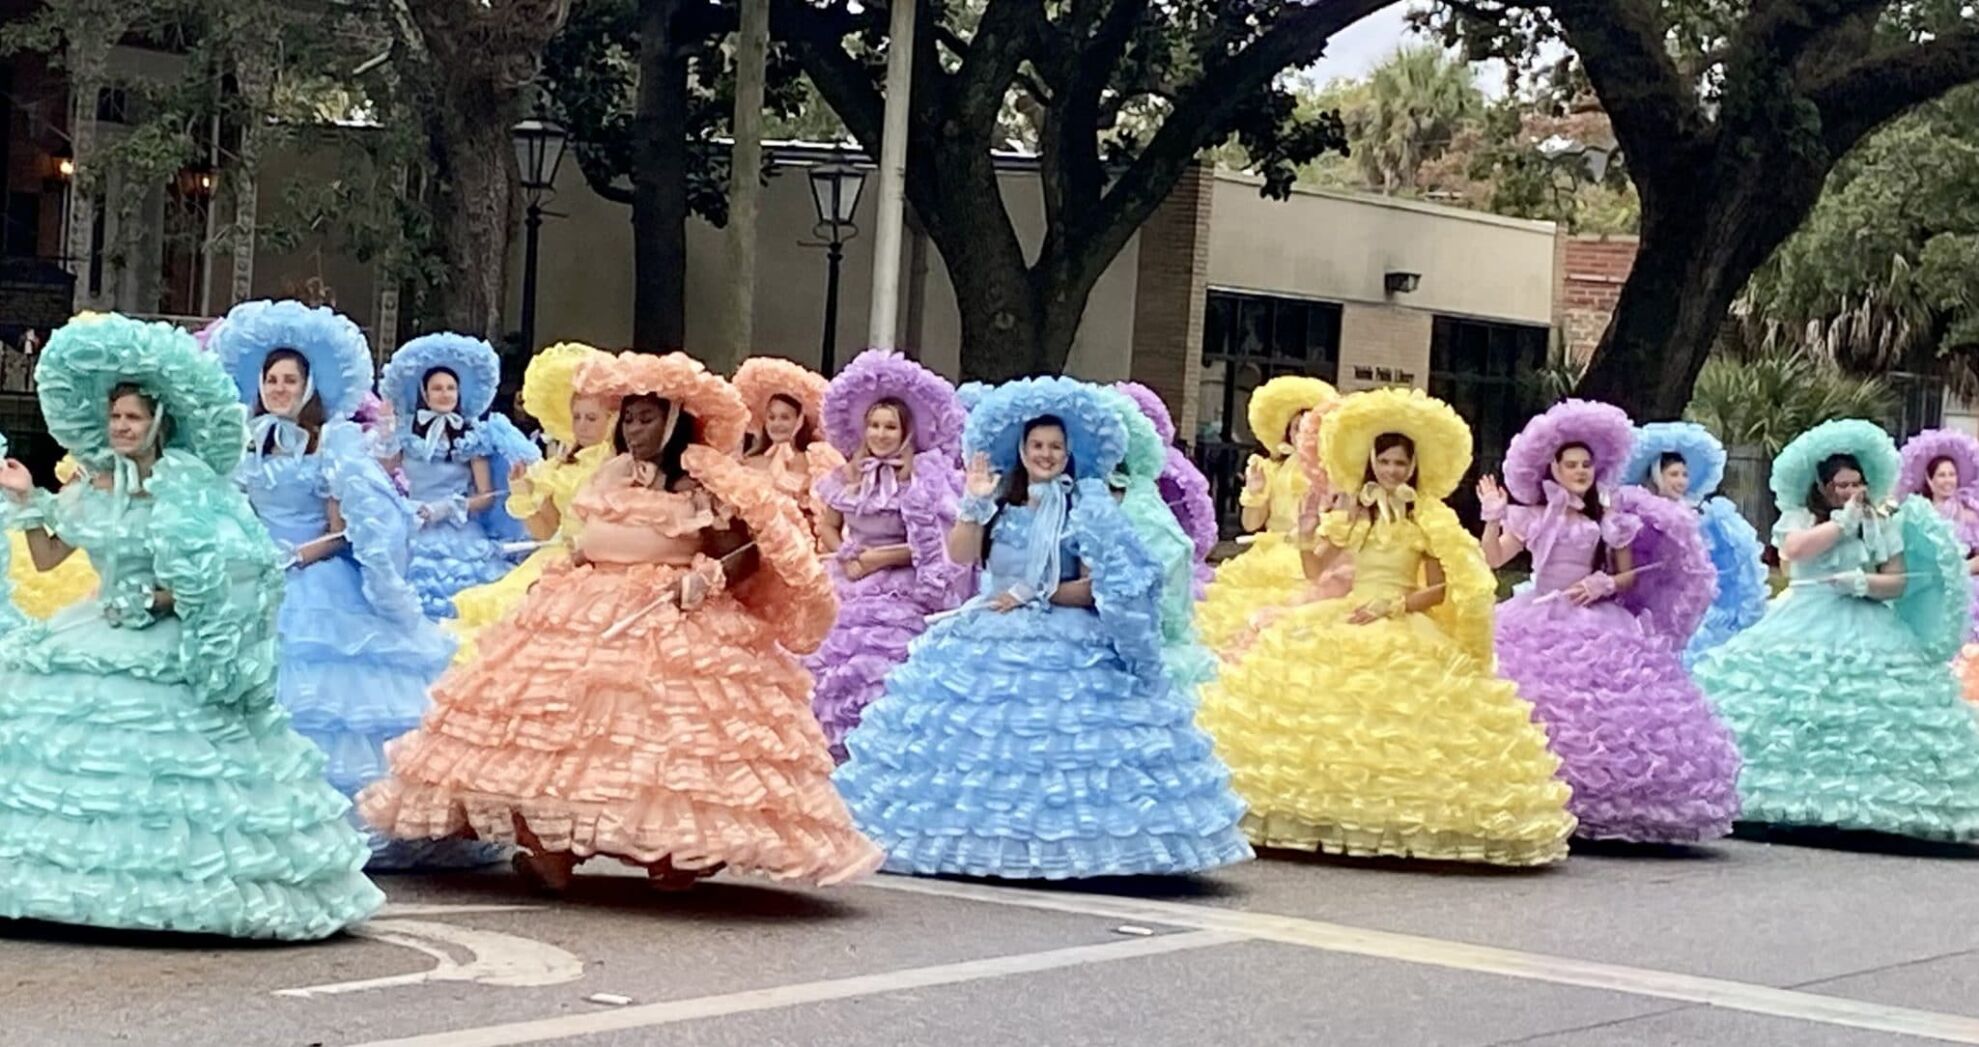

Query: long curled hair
[1809,453,1864,525]
[613,393,696,491]
[1554,440,1609,570]
[252,348,328,454]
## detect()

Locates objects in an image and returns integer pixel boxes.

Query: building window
[1428,315,1549,521]
[1193,289,1342,534]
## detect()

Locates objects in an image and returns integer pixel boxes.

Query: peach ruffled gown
[360,448,881,884]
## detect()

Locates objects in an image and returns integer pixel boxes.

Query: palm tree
[1353,46,1484,195]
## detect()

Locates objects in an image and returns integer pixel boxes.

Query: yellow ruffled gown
[448,443,610,663]
[1200,507,1576,866]
[1194,455,1308,651]
[9,458,97,619]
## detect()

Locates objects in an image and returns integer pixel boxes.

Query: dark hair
[413,366,469,460]
[983,415,1072,566]
[613,393,695,490]
[253,348,327,454]
[1809,453,1864,524]
[1356,432,1418,522]
[1923,455,1958,497]
[1658,451,1685,474]
[107,382,174,453]
[746,393,818,456]
[1555,440,1609,570]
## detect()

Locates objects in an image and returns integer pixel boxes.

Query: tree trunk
[632,0,689,352]
[717,0,770,372]
[426,78,516,338]
[1577,142,1831,419]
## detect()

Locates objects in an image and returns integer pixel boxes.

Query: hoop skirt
[1694,500,1979,838]
[1201,510,1575,865]
[360,448,881,883]
[399,427,520,619]
[242,426,497,869]
[834,487,1253,879]
[449,444,610,664]
[0,464,382,939]
[1686,497,1770,666]
[1195,456,1306,652]
[805,459,967,761]
[1492,494,1740,842]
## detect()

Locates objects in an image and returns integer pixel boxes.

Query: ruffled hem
[1696,616,1979,840]
[834,612,1254,880]
[0,857,382,941]
[1195,535,1307,652]
[360,559,878,885]
[1496,596,1742,842]
[407,522,514,619]
[1201,596,1576,867]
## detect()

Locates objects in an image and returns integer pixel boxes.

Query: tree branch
[954,0,1044,138]
[1810,26,1979,156]
[1547,0,1710,184]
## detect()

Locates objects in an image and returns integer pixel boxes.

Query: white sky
[1302,3,1529,98]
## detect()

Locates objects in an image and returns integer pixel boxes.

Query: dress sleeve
[319,420,427,625]
[146,451,283,709]
[1772,507,1816,549]
[1065,478,1166,681]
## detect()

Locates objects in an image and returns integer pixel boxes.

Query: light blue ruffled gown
[834,481,1252,878]
[397,425,515,619]
[1694,501,1979,838]
[0,461,383,939]
[1686,497,1770,666]
[240,423,497,869]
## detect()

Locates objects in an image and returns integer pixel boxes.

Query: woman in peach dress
[360,351,880,890]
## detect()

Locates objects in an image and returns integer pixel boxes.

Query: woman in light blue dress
[834,376,1251,879]
[1621,421,1769,666]
[216,300,495,869]
[1693,419,1979,839]
[0,313,381,939]
[379,333,539,618]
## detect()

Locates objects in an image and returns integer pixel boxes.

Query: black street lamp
[805,162,866,375]
[512,108,569,356]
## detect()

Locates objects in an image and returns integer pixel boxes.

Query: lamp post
[806,162,866,375]
[511,108,569,356]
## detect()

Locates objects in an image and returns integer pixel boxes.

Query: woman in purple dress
[807,351,968,760]
[1478,399,1741,843]
[1899,428,1979,700]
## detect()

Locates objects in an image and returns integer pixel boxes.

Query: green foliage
[1352,45,1482,194]
[1684,348,1897,458]
[1746,85,1979,394]
[540,0,817,225]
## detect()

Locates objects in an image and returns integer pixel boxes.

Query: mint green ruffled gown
[0,457,384,940]
[1693,499,1979,839]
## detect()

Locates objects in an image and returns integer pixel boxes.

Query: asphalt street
[7,832,1979,1046]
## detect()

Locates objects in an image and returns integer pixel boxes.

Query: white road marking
[867,877,1979,1044]
[373,904,544,918]
[341,930,1242,1047]
[275,919,584,998]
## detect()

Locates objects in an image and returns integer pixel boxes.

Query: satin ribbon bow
[250,413,309,458]
[851,456,905,514]
[1358,481,1416,524]
[1524,479,1588,572]
[415,409,464,458]
[762,442,806,496]
[1016,475,1076,606]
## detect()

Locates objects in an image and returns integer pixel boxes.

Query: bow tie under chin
[1358,482,1415,523]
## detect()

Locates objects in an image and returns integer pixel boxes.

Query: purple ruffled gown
[1494,490,1742,842]
[806,457,967,760]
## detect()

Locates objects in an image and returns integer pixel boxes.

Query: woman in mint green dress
[1693,419,1979,840]
[1098,385,1215,688]
[0,313,383,940]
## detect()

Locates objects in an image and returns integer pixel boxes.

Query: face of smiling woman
[107,391,158,459]
[1021,423,1067,483]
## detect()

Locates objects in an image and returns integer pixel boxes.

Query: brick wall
[1339,303,1432,392]
[1556,233,1639,363]
[1129,162,1214,441]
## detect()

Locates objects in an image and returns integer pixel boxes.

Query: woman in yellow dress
[8,456,96,619]
[1195,375,1338,651]
[734,357,845,547]
[1199,388,1575,866]
[448,342,614,662]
